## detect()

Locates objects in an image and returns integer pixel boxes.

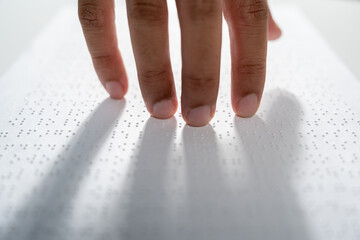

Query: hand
[78,0,281,127]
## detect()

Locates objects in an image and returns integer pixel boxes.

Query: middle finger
[127,0,177,119]
[176,0,222,127]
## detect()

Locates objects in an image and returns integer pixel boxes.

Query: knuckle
[186,0,221,22]
[183,74,219,91]
[127,0,167,24]
[78,1,108,31]
[139,68,172,88]
[236,59,266,80]
[230,0,268,25]
[92,53,116,70]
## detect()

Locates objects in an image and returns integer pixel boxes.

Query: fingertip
[183,105,213,127]
[268,24,282,41]
[105,81,126,99]
[151,99,178,119]
[268,10,282,41]
[234,93,259,118]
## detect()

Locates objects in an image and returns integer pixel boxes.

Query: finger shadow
[121,117,177,240]
[233,89,312,240]
[3,98,126,240]
[180,124,231,240]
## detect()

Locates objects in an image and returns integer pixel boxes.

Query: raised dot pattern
[0,5,359,240]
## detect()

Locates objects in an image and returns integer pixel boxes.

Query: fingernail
[185,105,212,127]
[105,81,124,99]
[152,99,177,119]
[236,93,258,118]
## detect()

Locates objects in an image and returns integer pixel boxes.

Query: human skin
[78,0,282,127]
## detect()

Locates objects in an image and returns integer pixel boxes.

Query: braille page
[0,3,360,240]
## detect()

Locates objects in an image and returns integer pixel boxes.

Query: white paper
[0,3,359,240]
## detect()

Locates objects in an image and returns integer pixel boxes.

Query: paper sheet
[0,3,359,240]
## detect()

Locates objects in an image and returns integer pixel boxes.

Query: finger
[126,0,177,119]
[78,0,128,99]
[223,0,268,117]
[176,0,222,127]
[268,8,282,40]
